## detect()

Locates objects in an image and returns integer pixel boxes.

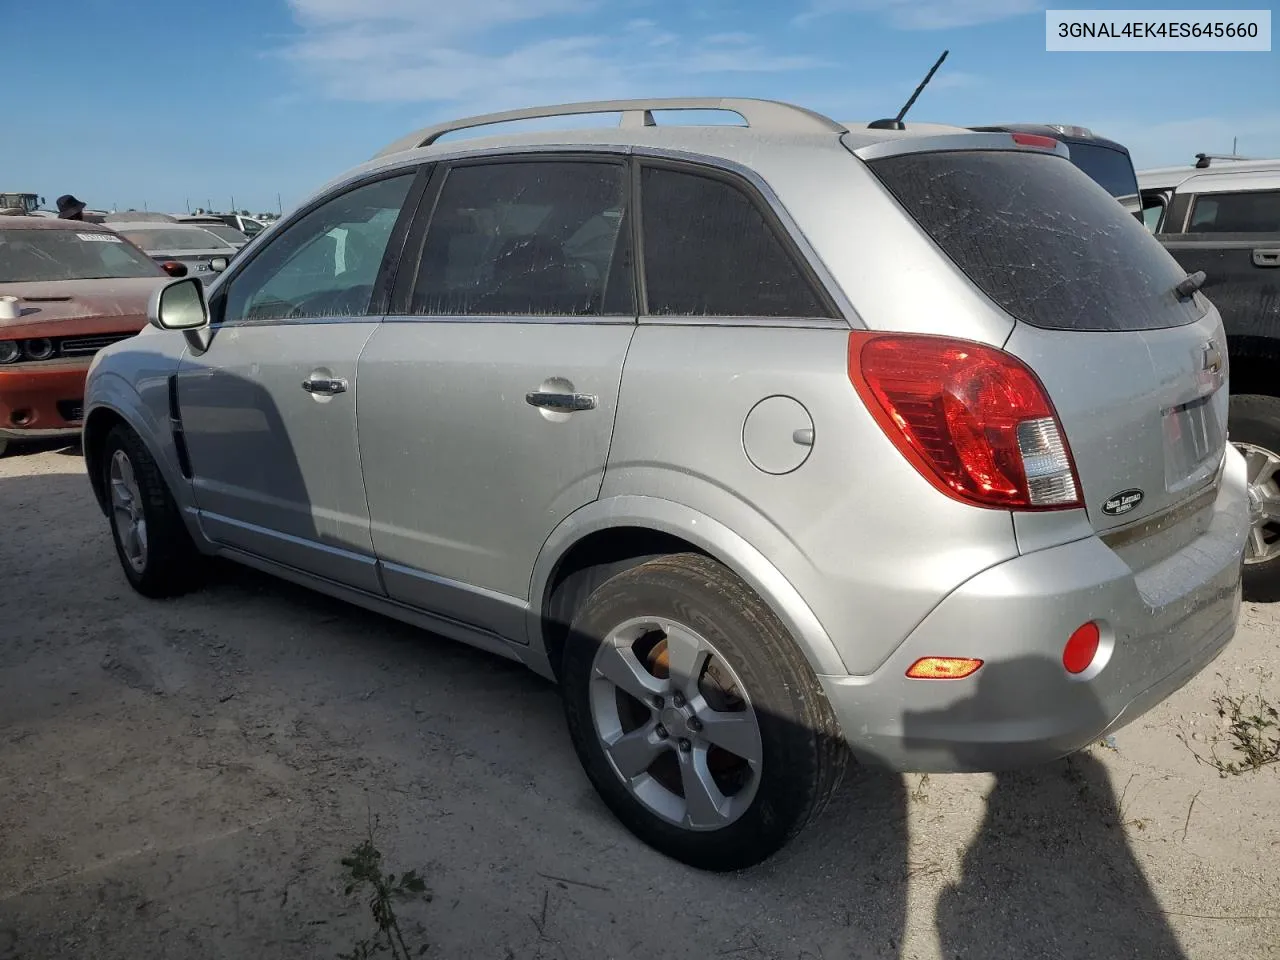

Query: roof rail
[371,97,847,159]
[1194,152,1259,168]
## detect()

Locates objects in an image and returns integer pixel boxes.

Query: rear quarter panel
[602,323,1020,676]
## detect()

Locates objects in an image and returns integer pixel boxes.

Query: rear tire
[1229,394,1280,602]
[0,438,7,457]
[560,553,848,871]
[102,424,205,598]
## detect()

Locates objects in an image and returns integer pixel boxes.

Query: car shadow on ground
[202,556,1192,959]
[0,466,1192,959]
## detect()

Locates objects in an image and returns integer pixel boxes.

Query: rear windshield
[0,228,161,282]
[868,150,1204,332]
[1062,140,1140,200]
[199,224,248,244]
[119,227,235,252]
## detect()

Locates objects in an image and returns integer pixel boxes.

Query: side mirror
[209,256,229,273]
[160,260,188,278]
[149,277,209,331]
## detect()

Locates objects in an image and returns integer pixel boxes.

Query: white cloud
[281,0,828,106]
[798,0,1043,30]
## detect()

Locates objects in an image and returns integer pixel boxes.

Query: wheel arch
[82,372,198,546]
[83,405,130,515]
[527,496,849,682]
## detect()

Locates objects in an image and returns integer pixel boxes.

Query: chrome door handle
[302,376,348,395]
[525,391,597,412]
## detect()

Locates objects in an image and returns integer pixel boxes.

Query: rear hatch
[865,146,1226,537]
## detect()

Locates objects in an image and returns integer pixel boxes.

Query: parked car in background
[176,216,250,249]
[83,97,1248,870]
[0,216,172,456]
[1139,155,1280,599]
[970,123,1141,216]
[102,212,178,224]
[218,213,268,238]
[108,221,237,284]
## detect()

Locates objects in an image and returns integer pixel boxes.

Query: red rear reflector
[906,657,984,680]
[1011,132,1060,149]
[1063,622,1101,674]
[848,332,1082,510]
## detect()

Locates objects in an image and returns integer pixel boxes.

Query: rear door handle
[302,376,348,395]
[1253,248,1280,268]
[525,391,597,412]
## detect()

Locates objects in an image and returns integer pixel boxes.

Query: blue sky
[8,0,1277,214]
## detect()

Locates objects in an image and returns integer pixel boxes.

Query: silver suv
[83,98,1249,870]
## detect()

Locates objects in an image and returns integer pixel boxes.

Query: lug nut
[652,695,665,710]
[678,738,692,753]
[672,693,686,708]
[688,717,703,732]
[655,724,668,740]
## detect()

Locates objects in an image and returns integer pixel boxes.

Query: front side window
[0,228,161,282]
[1188,190,1280,234]
[222,174,415,324]
[639,165,832,318]
[407,160,632,317]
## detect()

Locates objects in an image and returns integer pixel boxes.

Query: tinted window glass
[119,227,236,252]
[869,151,1203,332]
[640,166,830,318]
[0,228,160,281]
[1189,190,1280,233]
[409,161,632,317]
[1141,197,1165,233]
[223,174,414,324]
[1062,141,1139,200]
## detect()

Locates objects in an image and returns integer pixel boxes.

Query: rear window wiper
[1175,270,1207,299]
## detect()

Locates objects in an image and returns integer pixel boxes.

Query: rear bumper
[0,362,91,436]
[819,447,1249,772]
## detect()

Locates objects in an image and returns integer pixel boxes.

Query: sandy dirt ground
[0,441,1277,960]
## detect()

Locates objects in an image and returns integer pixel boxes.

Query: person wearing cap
[56,194,87,220]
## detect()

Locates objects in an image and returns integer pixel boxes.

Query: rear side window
[1189,190,1280,234]
[408,161,633,317]
[869,150,1203,332]
[640,166,833,319]
[1061,141,1139,200]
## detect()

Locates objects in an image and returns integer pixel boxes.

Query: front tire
[1229,395,1280,602]
[102,424,204,598]
[560,553,848,871]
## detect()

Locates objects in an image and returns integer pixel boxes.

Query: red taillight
[1063,622,1101,674]
[848,332,1082,510]
[1011,132,1060,150]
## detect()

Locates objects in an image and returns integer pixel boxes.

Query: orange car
[0,216,181,456]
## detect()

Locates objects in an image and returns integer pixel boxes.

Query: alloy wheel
[109,449,148,573]
[1236,441,1280,565]
[589,616,763,832]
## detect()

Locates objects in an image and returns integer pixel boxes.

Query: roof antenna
[869,49,949,131]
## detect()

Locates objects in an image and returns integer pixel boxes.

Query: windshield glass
[1062,140,1141,200]
[118,227,236,252]
[868,150,1202,332]
[200,224,248,244]
[0,228,161,282]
